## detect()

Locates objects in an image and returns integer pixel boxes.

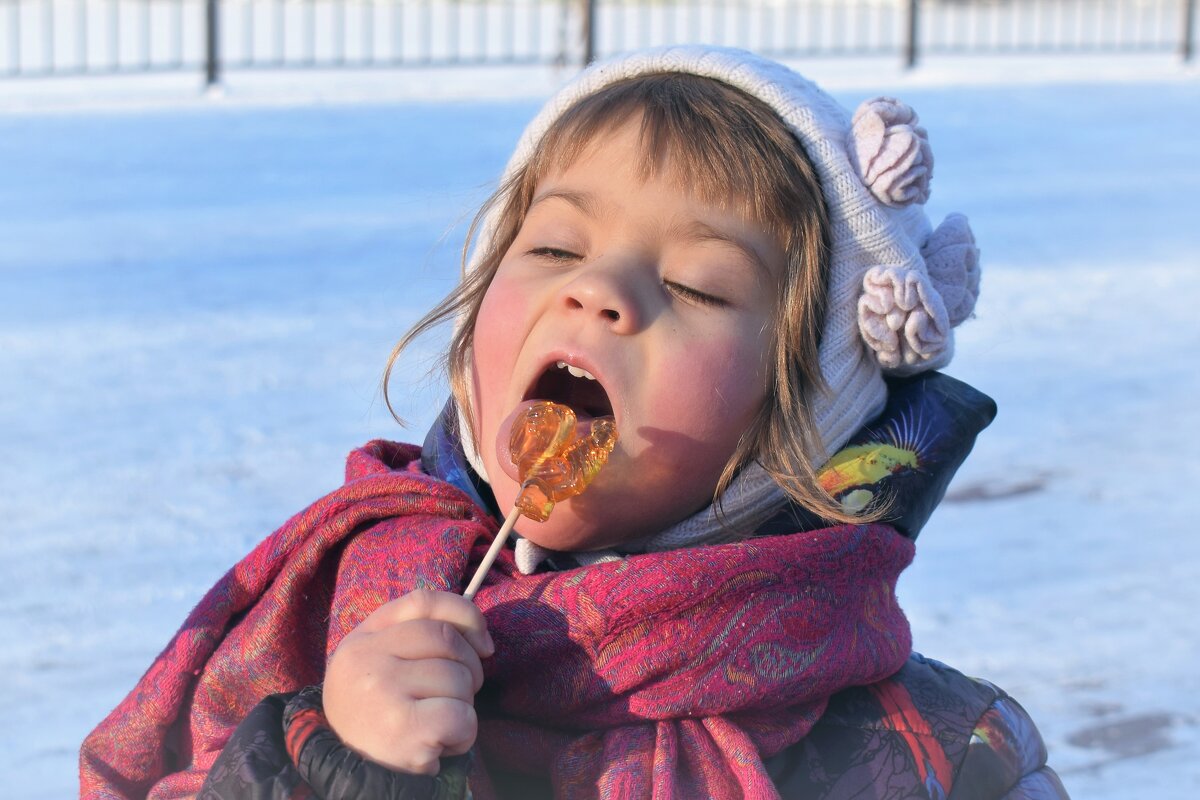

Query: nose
[557,256,649,333]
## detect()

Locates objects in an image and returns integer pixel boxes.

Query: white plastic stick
[463,505,522,601]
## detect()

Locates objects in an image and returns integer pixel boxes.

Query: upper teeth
[556,360,596,380]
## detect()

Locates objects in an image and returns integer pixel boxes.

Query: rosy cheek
[472,279,529,438]
[707,334,766,406]
[474,279,526,372]
[711,345,770,419]
[640,336,766,449]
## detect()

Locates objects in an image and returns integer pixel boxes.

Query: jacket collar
[420,371,996,546]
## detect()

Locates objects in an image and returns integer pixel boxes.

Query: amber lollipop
[462,401,618,600]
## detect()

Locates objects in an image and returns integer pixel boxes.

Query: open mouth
[524,361,614,420]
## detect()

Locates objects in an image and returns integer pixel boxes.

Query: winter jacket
[191,373,1067,800]
[200,652,1067,799]
[196,376,1070,800]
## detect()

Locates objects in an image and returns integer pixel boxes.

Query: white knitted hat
[460,45,981,566]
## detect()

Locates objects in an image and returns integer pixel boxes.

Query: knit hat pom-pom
[858,266,950,371]
[849,97,933,208]
[922,213,981,326]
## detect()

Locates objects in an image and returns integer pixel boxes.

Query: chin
[489,465,626,551]
[514,502,652,553]
[515,514,615,553]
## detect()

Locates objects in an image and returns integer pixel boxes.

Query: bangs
[524,73,817,250]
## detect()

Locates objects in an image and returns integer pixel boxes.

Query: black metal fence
[2,0,1196,80]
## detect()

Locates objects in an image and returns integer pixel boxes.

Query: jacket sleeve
[948,694,1071,800]
[199,687,470,800]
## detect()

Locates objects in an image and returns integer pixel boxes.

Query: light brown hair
[385,72,863,525]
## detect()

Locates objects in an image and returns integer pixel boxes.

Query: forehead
[527,121,784,283]
[532,106,783,233]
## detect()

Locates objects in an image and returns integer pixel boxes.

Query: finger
[366,620,485,692]
[388,743,442,777]
[392,657,479,701]
[358,589,494,657]
[412,697,478,755]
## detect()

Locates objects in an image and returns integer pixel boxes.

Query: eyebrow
[528,188,606,219]
[672,219,772,277]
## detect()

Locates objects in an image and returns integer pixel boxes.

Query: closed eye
[664,279,728,308]
[528,246,581,262]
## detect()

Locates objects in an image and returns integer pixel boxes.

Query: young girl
[81,46,1069,799]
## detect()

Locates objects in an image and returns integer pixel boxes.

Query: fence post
[205,0,220,86]
[1184,0,1196,61]
[582,0,597,66]
[904,0,920,69]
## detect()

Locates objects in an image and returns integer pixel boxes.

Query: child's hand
[323,589,494,775]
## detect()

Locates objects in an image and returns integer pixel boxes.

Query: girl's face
[472,120,785,552]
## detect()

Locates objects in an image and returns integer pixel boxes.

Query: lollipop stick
[463,505,522,601]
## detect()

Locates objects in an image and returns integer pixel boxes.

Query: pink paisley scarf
[81,441,913,799]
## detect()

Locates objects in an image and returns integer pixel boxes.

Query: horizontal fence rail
[919,0,1193,54]
[1,0,1195,79]
[591,0,907,59]
[588,0,1197,59]
[0,0,581,75]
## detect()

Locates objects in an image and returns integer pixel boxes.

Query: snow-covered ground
[1,54,1198,798]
